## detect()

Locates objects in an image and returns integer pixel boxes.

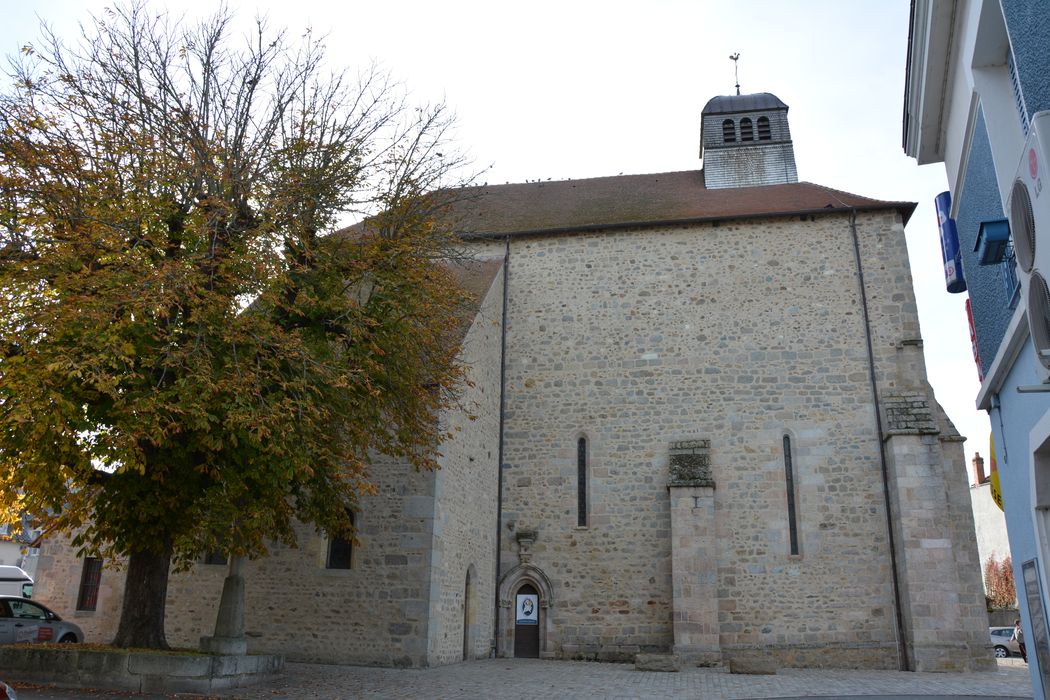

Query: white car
[990,626,1021,658]
[0,596,83,644]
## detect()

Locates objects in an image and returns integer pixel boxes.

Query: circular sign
[1030,146,1039,180]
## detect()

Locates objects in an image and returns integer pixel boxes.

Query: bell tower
[700,92,799,189]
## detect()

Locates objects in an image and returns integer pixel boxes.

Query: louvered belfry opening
[757,116,771,140]
[740,117,753,141]
[722,119,736,143]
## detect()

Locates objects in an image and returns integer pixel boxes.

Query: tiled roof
[437,170,915,238]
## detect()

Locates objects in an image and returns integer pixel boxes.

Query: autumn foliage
[0,4,473,647]
[984,555,1017,610]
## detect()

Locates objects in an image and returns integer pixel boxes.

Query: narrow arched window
[722,119,736,143]
[327,510,355,569]
[757,116,771,140]
[577,437,587,527]
[783,435,800,555]
[740,117,754,141]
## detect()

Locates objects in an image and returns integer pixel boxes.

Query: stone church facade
[33,92,993,672]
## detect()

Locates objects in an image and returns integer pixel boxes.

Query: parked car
[0,596,82,644]
[990,626,1021,658]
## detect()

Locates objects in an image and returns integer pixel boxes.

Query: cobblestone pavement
[213,658,1035,700]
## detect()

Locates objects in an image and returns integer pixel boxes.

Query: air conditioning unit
[1008,111,1050,379]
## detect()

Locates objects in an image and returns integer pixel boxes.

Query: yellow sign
[989,432,1004,512]
[990,470,1004,511]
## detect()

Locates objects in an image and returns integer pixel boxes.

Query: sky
[0,0,992,482]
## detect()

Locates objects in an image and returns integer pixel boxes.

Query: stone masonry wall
[852,211,993,671]
[485,212,922,666]
[32,270,506,668]
[936,428,993,669]
[425,265,504,664]
[171,474,438,668]
[29,209,992,671]
[37,464,439,666]
[33,535,124,646]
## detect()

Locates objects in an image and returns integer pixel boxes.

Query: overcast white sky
[1,1,992,482]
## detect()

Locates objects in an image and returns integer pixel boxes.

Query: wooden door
[513,583,540,658]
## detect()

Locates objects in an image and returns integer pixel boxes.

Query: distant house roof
[438,170,915,238]
[702,93,788,115]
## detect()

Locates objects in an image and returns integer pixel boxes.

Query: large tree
[0,4,473,648]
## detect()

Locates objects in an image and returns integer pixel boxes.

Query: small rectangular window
[327,511,355,570]
[327,537,353,569]
[76,557,103,611]
[203,551,227,566]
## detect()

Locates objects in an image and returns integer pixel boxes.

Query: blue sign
[934,191,967,293]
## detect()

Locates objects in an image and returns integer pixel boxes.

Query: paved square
[219,658,1034,700]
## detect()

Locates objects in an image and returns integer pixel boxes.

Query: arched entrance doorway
[463,565,476,660]
[513,583,540,658]
[498,563,554,658]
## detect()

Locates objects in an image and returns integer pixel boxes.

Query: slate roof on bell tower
[702,92,788,115]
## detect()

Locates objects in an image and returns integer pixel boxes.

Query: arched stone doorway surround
[497,563,556,658]
[463,563,477,660]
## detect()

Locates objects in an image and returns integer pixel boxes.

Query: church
[34,91,993,672]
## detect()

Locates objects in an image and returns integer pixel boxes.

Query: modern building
[0,521,38,580]
[904,0,1050,695]
[34,90,992,671]
[970,454,1013,606]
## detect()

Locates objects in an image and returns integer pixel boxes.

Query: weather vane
[730,53,740,95]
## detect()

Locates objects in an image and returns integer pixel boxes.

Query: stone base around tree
[0,645,283,693]
[200,635,249,656]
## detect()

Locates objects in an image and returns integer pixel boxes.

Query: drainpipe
[493,236,510,657]
[848,209,910,671]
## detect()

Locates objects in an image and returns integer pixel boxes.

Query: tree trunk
[112,543,173,649]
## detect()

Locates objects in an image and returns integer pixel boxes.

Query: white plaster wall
[972,482,1012,573]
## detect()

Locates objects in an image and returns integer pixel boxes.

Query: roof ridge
[796,180,912,207]
[463,173,909,206]
[461,169,703,191]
